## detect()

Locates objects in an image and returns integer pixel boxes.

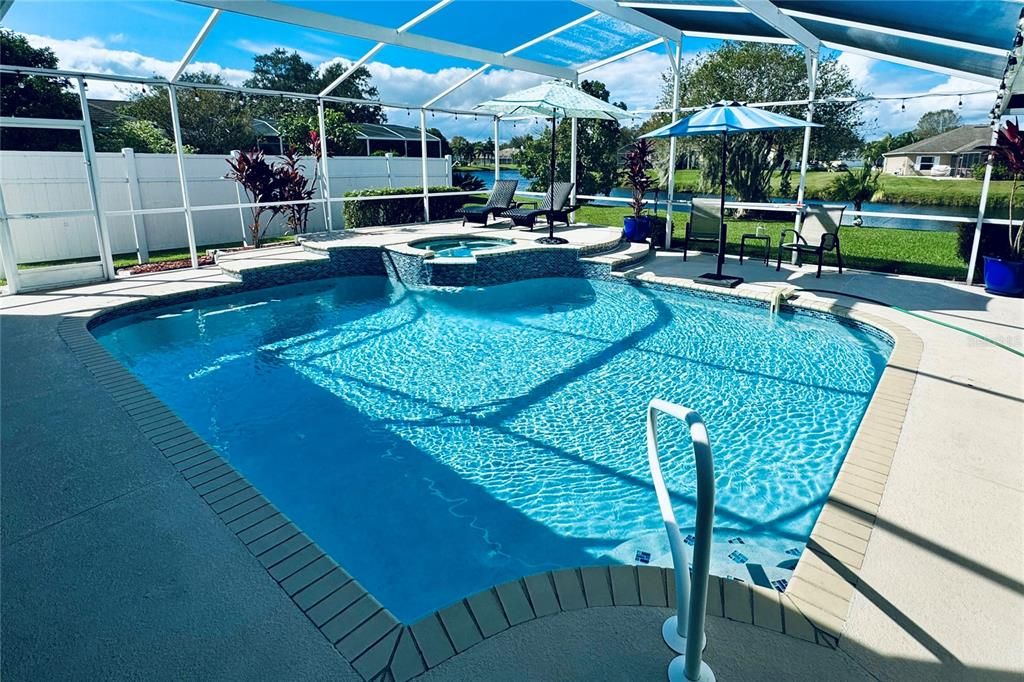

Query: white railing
[646,398,716,682]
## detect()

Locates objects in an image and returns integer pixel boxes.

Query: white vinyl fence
[0,150,452,270]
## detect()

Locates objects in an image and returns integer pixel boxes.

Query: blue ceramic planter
[623,215,651,243]
[983,256,1024,297]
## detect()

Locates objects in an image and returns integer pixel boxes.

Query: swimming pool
[96,276,890,623]
[409,236,514,258]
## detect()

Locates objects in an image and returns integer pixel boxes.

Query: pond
[464,169,1005,233]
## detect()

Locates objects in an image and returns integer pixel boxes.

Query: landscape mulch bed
[125,256,215,275]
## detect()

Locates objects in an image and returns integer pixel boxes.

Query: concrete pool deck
[1,222,1021,680]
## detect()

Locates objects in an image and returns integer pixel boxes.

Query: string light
[958,95,963,108]
[193,91,200,102]
[900,100,905,111]
[16,71,24,89]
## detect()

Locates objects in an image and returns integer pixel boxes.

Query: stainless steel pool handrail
[646,398,716,682]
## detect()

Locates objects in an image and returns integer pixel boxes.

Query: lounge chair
[776,204,846,278]
[681,197,723,261]
[500,182,577,230]
[454,179,518,226]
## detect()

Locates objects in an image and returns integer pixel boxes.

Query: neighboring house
[498,147,519,163]
[252,122,443,158]
[881,125,990,177]
[354,124,442,157]
[87,99,133,131]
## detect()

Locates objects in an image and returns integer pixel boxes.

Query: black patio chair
[454,179,518,226]
[776,204,846,278]
[500,182,577,230]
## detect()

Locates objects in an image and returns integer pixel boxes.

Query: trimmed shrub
[343,186,467,228]
[957,220,1017,283]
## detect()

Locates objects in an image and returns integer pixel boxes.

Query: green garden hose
[801,289,1024,359]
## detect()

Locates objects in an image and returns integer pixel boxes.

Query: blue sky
[3,0,996,141]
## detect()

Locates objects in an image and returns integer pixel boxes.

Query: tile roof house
[881,124,991,177]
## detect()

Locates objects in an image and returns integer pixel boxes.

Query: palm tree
[826,164,880,226]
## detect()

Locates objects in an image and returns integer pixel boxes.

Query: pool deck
[1,221,1021,680]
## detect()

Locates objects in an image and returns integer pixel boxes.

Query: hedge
[957,220,1019,283]
[343,185,467,228]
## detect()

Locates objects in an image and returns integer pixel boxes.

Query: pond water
[465,169,1004,233]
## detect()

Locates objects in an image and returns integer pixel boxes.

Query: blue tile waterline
[95,276,890,623]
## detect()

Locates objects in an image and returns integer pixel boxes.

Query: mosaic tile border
[59,246,922,678]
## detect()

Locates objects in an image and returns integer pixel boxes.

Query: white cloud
[232,39,326,66]
[836,52,995,136]
[14,31,677,138]
[21,32,250,99]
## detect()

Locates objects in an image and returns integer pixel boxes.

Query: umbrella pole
[717,131,727,277]
[549,114,556,241]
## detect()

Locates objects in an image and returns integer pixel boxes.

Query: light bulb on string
[194,91,201,102]
[958,95,963,108]
[901,100,905,112]
[16,71,25,90]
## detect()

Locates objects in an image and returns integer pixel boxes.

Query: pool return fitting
[646,399,716,682]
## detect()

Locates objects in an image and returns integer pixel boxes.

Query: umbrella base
[536,236,569,245]
[694,273,743,288]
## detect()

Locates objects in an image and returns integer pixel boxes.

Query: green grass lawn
[2,210,964,288]
[670,170,1013,208]
[575,204,966,280]
[6,236,295,277]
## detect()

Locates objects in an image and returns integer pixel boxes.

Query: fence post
[0,186,19,293]
[77,76,116,280]
[420,108,430,223]
[121,147,149,263]
[317,98,334,232]
[229,150,249,246]
[445,154,453,186]
[167,85,199,268]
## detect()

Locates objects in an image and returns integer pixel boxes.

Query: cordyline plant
[224,149,287,248]
[277,130,323,236]
[225,132,324,247]
[623,138,655,218]
[982,119,1024,260]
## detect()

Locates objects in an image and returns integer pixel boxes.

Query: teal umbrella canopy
[474,80,632,120]
[642,101,822,138]
[642,101,823,286]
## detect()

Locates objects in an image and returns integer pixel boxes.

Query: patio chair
[454,179,518,226]
[500,182,576,230]
[776,204,846,278]
[681,197,723,261]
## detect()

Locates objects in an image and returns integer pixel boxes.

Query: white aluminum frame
[184,0,576,80]
[0,0,1005,289]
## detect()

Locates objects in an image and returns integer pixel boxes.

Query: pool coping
[57,253,922,681]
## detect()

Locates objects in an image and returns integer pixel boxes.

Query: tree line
[0,30,385,155]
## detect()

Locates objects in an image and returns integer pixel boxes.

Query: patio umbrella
[643,101,822,287]
[475,80,632,244]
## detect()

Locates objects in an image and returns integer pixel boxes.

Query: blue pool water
[409,236,514,258]
[96,277,890,622]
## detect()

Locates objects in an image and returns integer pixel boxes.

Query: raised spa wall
[221,238,626,291]
[382,245,613,288]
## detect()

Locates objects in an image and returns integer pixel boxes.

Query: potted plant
[980,120,1024,296]
[622,138,655,242]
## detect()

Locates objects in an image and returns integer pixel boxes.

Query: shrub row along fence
[343,186,468,228]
